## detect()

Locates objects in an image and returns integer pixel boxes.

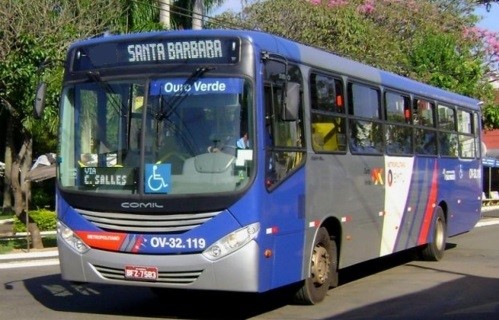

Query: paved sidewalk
[0,248,58,264]
[481,205,499,218]
[0,218,58,264]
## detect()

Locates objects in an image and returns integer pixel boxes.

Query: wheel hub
[311,245,330,285]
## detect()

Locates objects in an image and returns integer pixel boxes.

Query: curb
[0,229,58,264]
[481,206,499,218]
[0,248,59,264]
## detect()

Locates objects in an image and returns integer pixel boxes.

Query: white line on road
[0,258,59,270]
[476,218,499,228]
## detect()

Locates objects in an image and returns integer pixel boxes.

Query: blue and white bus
[35,29,483,304]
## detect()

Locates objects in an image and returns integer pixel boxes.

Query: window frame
[413,97,438,156]
[384,90,413,155]
[457,108,478,159]
[437,103,458,158]
[347,81,383,155]
[309,71,347,153]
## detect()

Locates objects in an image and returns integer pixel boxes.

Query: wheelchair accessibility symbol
[145,164,171,193]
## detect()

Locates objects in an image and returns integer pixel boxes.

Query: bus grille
[92,264,203,284]
[76,208,221,233]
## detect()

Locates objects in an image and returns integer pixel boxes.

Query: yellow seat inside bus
[312,122,345,151]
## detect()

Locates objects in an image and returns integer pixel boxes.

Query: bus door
[261,53,307,287]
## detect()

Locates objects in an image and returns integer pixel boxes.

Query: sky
[213,0,499,33]
[210,0,252,16]
[475,2,499,32]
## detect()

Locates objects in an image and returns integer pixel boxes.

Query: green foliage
[112,0,163,32]
[0,236,57,253]
[0,34,52,118]
[1,1,155,152]
[31,180,56,210]
[408,32,485,97]
[482,102,499,130]
[210,0,497,127]
[13,209,56,233]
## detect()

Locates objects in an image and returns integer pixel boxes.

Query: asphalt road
[0,218,498,320]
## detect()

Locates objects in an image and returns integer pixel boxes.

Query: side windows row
[309,72,479,158]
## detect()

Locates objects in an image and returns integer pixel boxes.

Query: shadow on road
[17,243,497,319]
[21,273,294,319]
[328,267,499,320]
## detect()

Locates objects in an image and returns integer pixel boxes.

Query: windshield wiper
[156,66,215,121]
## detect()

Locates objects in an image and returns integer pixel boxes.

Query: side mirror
[34,82,47,119]
[281,82,300,121]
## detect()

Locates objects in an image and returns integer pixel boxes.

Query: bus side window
[347,82,383,154]
[414,99,437,155]
[310,72,346,152]
[437,104,458,157]
[385,91,412,155]
[457,109,476,158]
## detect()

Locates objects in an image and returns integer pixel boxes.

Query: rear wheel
[294,227,338,305]
[419,206,447,261]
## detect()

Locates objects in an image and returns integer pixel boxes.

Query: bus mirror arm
[33,58,64,119]
[34,82,47,119]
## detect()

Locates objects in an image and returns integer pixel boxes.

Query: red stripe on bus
[131,236,144,253]
[418,162,438,245]
[76,231,126,251]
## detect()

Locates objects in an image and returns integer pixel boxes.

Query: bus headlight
[57,221,90,254]
[202,222,260,261]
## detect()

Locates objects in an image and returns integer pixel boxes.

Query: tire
[293,227,338,305]
[419,206,447,261]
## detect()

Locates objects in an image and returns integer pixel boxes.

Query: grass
[1,211,58,254]
[0,236,57,254]
[0,213,14,221]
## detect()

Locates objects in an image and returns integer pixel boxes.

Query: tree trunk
[2,120,13,214]
[21,138,32,213]
[17,210,43,249]
[160,0,171,29]
[9,135,43,249]
[192,0,204,30]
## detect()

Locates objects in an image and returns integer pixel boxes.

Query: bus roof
[72,29,481,110]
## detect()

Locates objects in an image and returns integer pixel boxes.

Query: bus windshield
[58,76,254,195]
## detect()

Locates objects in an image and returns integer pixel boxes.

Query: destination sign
[80,167,135,187]
[72,37,240,71]
[127,40,223,62]
[149,78,244,96]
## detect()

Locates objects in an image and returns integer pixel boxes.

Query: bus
[34,29,483,304]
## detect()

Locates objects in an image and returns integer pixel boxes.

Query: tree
[210,0,498,127]
[160,0,172,28]
[0,0,227,248]
[0,31,59,247]
[0,0,230,248]
[475,0,499,11]
[0,0,131,248]
[408,32,484,97]
[171,0,225,29]
[118,0,164,32]
[192,0,206,29]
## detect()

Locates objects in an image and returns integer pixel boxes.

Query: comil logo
[121,202,164,209]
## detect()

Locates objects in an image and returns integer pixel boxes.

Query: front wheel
[419,206,447,261]
[293,227,338,305]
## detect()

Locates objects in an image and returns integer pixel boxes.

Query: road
[1,219,498,320]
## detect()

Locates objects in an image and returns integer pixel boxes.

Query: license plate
[125,265,158,281]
